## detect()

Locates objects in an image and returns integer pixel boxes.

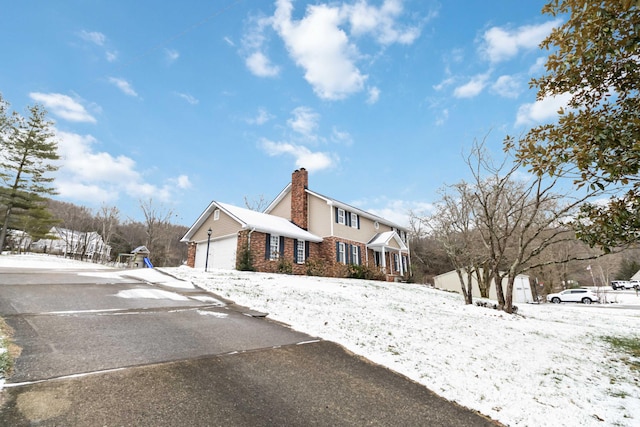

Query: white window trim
[350,212,358,229]
[296,240,305,264]
[213,209,220,220]
[337,208,345,225]
[351,245,359,264]
[338,242,346,264]
[270,234,280,260]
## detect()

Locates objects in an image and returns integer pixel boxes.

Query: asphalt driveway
[0,266,499,426]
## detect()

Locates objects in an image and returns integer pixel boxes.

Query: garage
[194,235,238,270]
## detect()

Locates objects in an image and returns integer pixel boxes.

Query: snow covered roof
[218,202,322,242]
[181,201,322,243]
[367,231,409,251]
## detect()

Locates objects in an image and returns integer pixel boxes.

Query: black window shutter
[357,215,360,229]
[279,236,285,257]
[357,246,361,265]
[335,207,339,223]
[346,212,351,227]
[336,241,340,262]
[347,244,352,264]
[305,241,310,260]
[293,239,298,263]
[265,233,271,260]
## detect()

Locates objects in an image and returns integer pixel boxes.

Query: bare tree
[467,143,604,312]
[423,182,486,304]
[139,198,175,266]
[95,205,119,262]
[244,195,269,212]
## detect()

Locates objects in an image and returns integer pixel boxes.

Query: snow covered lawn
[1,254,639,426]
[165,266,640,427]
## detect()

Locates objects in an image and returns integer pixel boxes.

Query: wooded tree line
[44,199,188,267]
[408,0,640,312]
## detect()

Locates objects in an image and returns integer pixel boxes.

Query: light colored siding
[192,209,242,241]
[333,211,393,243]
[308,195,332,236]
[269,191,292,220]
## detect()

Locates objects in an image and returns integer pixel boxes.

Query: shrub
[276,257,293,274]
[347,264,386,281]
[305,258,325,276]
[236,246,255,271]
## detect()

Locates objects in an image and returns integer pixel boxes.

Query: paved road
[0,267,499,426]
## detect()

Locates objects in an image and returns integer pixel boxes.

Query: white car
[611,280,639,290]
[546,289,599,304]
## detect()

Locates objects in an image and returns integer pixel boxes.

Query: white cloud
[245,51,280,77]
[287,106,319,136]
[482,19,561,63]
[176,92,199,105]
[55,130,188,205]
[224,36,235,47]
[165,48,180,63]
[78,30,117,62]
[29,92,96,123]
[346,0,421,45]
[243,0,421,101]
[260,138,334,172]
[56,131,140,184]
[453,73,490,98]
[173,175,192,189]
[353,197,435,228]
[435,108,449,126]
[491,75,521,98]
[367,86,380,104]
[272,0,367,100]
[331,127,353,146]
[106,51,118,62]
[247,108,274,125]
[56,181,118,203]
[515,92,572,126]
[78,30,106,46]
[433,76,455,91]
[108,77,138,97]
[529,56,547,74]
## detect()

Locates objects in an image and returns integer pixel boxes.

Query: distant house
[181,169,411,281]
[5,230,32,252]
[31,227,112,261]
[434,269,534,303]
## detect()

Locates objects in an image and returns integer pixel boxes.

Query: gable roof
[265,183,408,232]
[181,201,322,243]
[367,231,409,251]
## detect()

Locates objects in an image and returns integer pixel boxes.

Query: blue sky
[0,0,568,227]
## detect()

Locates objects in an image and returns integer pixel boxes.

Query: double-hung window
[269,234,280,260]
[337,242,346,264]
[296,240,306,264]
[351,245,359,265]
[337,208,345,225]
[350,212,358,228]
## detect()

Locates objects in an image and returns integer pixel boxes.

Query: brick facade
[236,229,323,275]
[291,168,308,230]
[186,242,196,268]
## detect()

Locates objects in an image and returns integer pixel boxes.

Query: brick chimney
[291,168,308,230]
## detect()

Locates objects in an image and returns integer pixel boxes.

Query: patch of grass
[601,335,640,371]
[0,318,16,377]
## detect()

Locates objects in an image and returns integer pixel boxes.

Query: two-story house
[181,169,410,281]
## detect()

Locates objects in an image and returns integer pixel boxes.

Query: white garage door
[195,235,238,270]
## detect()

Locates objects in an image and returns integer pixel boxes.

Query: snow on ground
[164,266,640,427]
[1,253,639,426]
